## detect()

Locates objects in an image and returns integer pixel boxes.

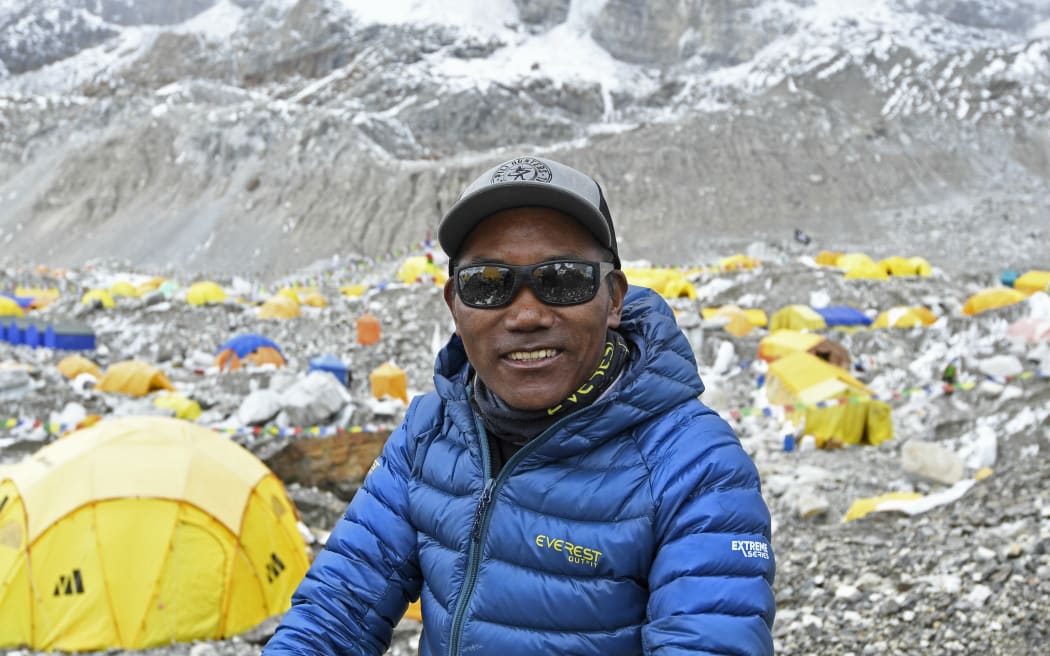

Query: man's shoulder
[630,397,739,457]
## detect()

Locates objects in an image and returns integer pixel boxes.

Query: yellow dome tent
[370,362,408,403]
[0,416,309,651]
[97,361,175,397]
[701,305,755,336]
[16,287,60,310]
[872,306,937,328]
[717,254,761,271]
[815,250,841,266]
[623,268,697,299]
[258,295,301,320]
[152,393,203,421]
[701,306,769,328]
[186,281,226,306]
[340,284,369,297]
[109,281,138,298]
[81,289,115,308]
[135,277,166,295]
[758,330,826,362]
[276,288,302,305]
[768,305,826,332]
[962,287,1027,316]
[1013,270,1050,295]
[0,297,23,317]
[57,355,102,380]
[397,256,448,285]
[907,257,932,276]
[766,351,892,447]
[302,291,328,308]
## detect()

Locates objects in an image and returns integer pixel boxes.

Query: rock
[976,354,1024,378]
[281,371,351,426]
[795,490,830,519]
[236,388,283,425]
[901,440,965,485]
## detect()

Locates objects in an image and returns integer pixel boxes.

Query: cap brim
[439,182,613,259]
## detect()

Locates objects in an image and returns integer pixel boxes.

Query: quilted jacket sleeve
[263,400,426,655]
[642,407,776,656]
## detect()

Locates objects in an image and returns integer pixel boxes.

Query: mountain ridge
[1,0,1048,275]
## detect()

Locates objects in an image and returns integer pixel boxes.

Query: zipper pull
[470,478,495,543]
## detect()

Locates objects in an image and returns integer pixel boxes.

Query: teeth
[507,349,557,362]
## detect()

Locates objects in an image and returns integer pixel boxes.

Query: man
[265,156,775,655]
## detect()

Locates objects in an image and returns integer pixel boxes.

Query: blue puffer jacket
[266,287,775,655]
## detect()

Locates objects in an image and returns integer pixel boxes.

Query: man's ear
[606,271,628,329]
[443,279,459,333]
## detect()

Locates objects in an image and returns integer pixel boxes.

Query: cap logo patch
[491,157,552,184]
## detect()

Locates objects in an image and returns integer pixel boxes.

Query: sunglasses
[454,260,616,308]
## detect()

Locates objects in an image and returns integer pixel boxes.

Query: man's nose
[503,284,554,330]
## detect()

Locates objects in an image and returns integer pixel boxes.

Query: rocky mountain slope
[1,0,1048,275]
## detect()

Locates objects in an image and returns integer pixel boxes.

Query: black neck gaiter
[472,329,631,448]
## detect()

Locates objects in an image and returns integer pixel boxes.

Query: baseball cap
[438,156,620,269]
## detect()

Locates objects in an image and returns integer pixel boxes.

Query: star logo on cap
[491,157,552,184]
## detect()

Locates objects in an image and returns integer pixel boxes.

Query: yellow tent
[152,393,202,421]
[758,330,826,362]
[57,355,102,380]
[766,351,892,446]
[768,305,826,331]
[718,254,761,271]
[16,287,60,310]
[302,291,328,308]
[0,297,23,317]
[623,268,697,299]
[135,277,166,295]
[1014,270,1050,295]
[962,287,1027,315]
[908,257,932,276]
[843,261,890,280]
[370,362,408,403]
[186,281,226,306]
[700,305,755,336]
[340,284,368,297]
[258,295,301,320]
[0,416,309,651]
[815,251,841,266]
[109,281,138,298]
[97,361,175,397]
[81,289,115,308]
[276,288,301,305]
[872,306,937,328]
[397,256,448,285]
[701,307,769,327]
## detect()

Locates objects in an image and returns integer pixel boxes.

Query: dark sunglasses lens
[533,262,598,304]
[458,265,514,307]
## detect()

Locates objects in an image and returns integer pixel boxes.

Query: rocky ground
[1,241,1049,655]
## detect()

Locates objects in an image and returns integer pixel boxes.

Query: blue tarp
[813,306,873,327]
[216,333,284,357]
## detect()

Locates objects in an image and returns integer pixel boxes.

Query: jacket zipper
[446,410,578,656]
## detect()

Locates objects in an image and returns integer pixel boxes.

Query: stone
[901,440,965,485]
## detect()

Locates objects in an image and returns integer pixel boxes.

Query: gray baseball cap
[438,156,620,269]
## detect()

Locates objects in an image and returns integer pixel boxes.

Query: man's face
[444,207,627,411]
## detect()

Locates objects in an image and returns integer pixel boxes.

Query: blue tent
[813,306,872,327]
[216,333,284,357]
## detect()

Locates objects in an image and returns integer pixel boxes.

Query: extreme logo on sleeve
[731,540,770,559]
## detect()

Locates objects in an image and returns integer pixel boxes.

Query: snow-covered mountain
[1,0,1048,274]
